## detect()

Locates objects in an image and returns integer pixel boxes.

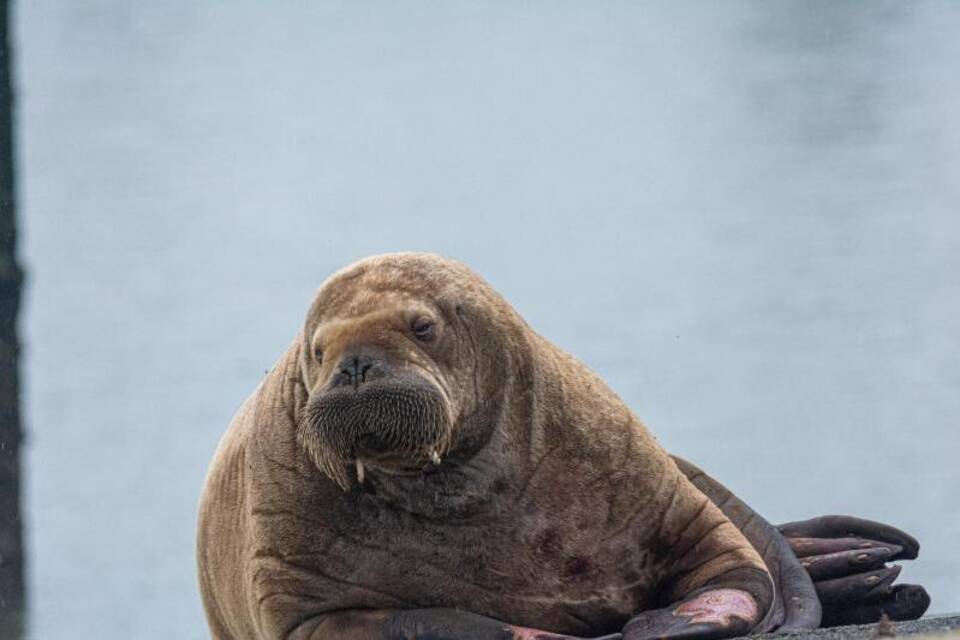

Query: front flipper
[288,608,622,640]
[621,458,774,640]
[778,516,930,626]
[622,586,760,640]
[671,456,821,633]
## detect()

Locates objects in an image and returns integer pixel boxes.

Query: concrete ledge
[756,616,960,640]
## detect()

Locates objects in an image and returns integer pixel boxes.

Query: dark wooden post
[0,0,25,633]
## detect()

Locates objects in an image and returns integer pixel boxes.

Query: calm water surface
[17,2,960,638]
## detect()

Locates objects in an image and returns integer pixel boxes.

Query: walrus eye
[313,347,323,363]
[411,317,436,342]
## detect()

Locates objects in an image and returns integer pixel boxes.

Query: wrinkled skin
[198,253,928,640]
[281,510,930,640]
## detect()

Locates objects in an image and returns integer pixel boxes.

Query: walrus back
[197,393,256,639]
[197,341,312,640]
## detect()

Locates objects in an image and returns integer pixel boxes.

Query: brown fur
[197,253,770,639]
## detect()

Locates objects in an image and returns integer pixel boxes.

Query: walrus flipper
[621,571,772,640]
[286,608,622,640]
[671,456,822,633]
[777,516,930,626]
[621,459,775,640]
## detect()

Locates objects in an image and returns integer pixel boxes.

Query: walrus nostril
[339,357,359,380]
[334,352,382,388]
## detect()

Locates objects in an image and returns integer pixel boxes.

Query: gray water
[15,2,960,638]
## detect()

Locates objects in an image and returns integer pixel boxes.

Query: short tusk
[356,459,365,484]
[429,450,441,465]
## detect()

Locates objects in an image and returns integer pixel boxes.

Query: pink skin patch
[509,625,571,640]
[674,588,759,626]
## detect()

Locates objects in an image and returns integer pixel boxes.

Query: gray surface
[15,2,960,639]
[759,615,960,640]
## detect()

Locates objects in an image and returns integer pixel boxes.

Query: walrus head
[296,253,524,491]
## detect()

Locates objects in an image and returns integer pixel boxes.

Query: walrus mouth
[297,377,453,490]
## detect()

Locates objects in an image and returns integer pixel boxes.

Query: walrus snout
[297,371,454,490]
[330,346,389,390]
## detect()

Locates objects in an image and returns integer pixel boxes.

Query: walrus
[197,253,928,639]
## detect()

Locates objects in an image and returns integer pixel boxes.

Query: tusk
[429,450,441,465]
[356,459,365,484]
